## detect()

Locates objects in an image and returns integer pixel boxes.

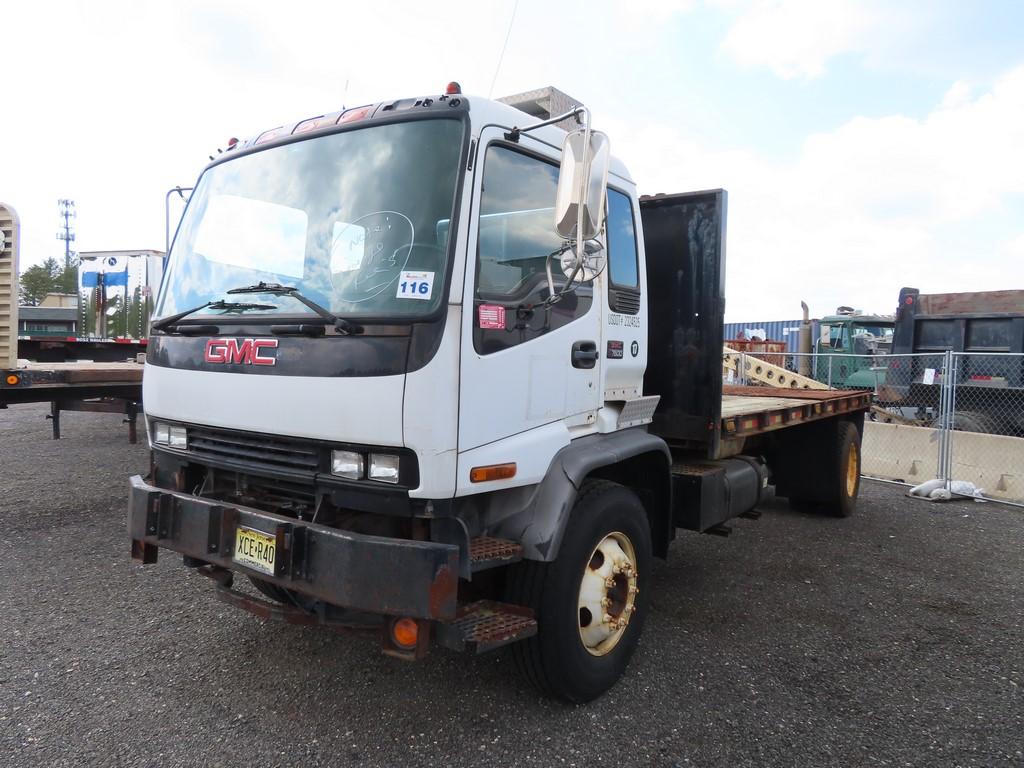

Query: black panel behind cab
[147,320,444,378]
[640,190,728,457]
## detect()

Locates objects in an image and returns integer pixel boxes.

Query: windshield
[852,323,893,339]
[155,118,464,322]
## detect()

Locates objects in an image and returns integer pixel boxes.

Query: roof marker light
[445,81,462,95]
[338,106,372,124]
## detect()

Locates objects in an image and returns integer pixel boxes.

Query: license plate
[233,526,277,576]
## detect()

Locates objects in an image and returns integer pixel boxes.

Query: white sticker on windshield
[396,270,434,300]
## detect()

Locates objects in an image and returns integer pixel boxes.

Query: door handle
[571,341,599,369]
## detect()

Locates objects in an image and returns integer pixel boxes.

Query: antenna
[488,0,519,98]
[56,198,76,268]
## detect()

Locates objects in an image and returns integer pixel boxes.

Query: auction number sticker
[396,270,434,300]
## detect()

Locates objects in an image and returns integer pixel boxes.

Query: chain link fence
[723,348,1024,507]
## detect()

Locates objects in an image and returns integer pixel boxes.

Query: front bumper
[127,475,458,620]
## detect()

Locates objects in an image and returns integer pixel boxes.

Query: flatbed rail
[720,385,871,438]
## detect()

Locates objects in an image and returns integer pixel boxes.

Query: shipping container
[723,319,820,352]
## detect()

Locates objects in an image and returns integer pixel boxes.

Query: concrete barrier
[862,421,1024,504]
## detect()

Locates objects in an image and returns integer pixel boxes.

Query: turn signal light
[5,374,19,386]
[391,617,419,649]
[470,463,517,483]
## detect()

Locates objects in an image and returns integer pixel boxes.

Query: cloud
[1,0,1020,331]
[721,0,880,79]
[613,65,1024,320]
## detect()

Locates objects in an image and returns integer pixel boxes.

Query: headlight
[152,421,187,449]
[167,426,188,449]
[369,453,400,484]
[331,450,364,479]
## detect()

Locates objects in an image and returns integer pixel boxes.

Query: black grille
[610,290,641,314]
[187,426,321,475]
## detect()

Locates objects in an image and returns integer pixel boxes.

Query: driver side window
[474,144,592,354]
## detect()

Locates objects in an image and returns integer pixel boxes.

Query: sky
[1,0,1022,322]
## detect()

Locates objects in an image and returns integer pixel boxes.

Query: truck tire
[505,479,652,702]
[789,421,861,517]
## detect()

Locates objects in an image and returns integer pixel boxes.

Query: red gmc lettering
[204,338,279,366]
[251,339,278,365]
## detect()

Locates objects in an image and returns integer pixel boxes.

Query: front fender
[488,428,671,561]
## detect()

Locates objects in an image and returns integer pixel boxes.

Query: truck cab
[130,86,868,701]
[815,310,894,389]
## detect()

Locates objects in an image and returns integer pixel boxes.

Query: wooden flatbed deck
[720,385,871,438]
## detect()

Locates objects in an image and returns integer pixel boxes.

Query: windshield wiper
[226,282,363,335]
[151,300,277,333]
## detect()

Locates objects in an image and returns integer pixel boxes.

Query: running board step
[469,536,523,572]
[434,600,537,653]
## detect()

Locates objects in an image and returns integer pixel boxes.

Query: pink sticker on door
[478,304,506,330]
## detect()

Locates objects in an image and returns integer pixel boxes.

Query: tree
[18,257,78,306]
[57,261,78,294]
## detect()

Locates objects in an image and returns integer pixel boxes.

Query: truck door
[457,129,602,473]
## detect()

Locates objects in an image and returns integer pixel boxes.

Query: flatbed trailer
[17,336,149,364]
[1,361,144,441]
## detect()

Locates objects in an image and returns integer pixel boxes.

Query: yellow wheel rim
[846,441,859,497]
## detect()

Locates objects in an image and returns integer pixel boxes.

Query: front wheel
[506,479,652,702]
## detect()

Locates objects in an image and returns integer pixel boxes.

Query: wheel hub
[578,532,638,656]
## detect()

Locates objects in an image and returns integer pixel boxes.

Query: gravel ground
[1,402,1021,767]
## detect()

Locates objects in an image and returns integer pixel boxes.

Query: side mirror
[554,129,611,241]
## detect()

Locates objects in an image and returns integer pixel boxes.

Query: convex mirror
[554,129,610,241]
[560,239,605,283]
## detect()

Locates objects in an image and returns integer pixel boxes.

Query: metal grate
[187,426,321,475]
[470,536,521,562]
[617,395,660,428]
[449,601,537,652]
[469,536,523,571]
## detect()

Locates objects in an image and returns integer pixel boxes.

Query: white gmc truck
[130,85,870,701]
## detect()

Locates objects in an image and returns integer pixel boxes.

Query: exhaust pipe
[798,301,811,376]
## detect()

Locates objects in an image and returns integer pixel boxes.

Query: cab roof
[207,90,634,186]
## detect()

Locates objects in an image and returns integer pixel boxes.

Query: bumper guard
[127,475,458,620]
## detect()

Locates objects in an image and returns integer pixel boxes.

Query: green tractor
[814,309,894,389]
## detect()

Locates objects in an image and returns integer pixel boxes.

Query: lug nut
[600,597,611,608]
[603,613,613,625]
[604,577,616,589]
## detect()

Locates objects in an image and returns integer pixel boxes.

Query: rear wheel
[785,421,861,517]
[506,479,652,702]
